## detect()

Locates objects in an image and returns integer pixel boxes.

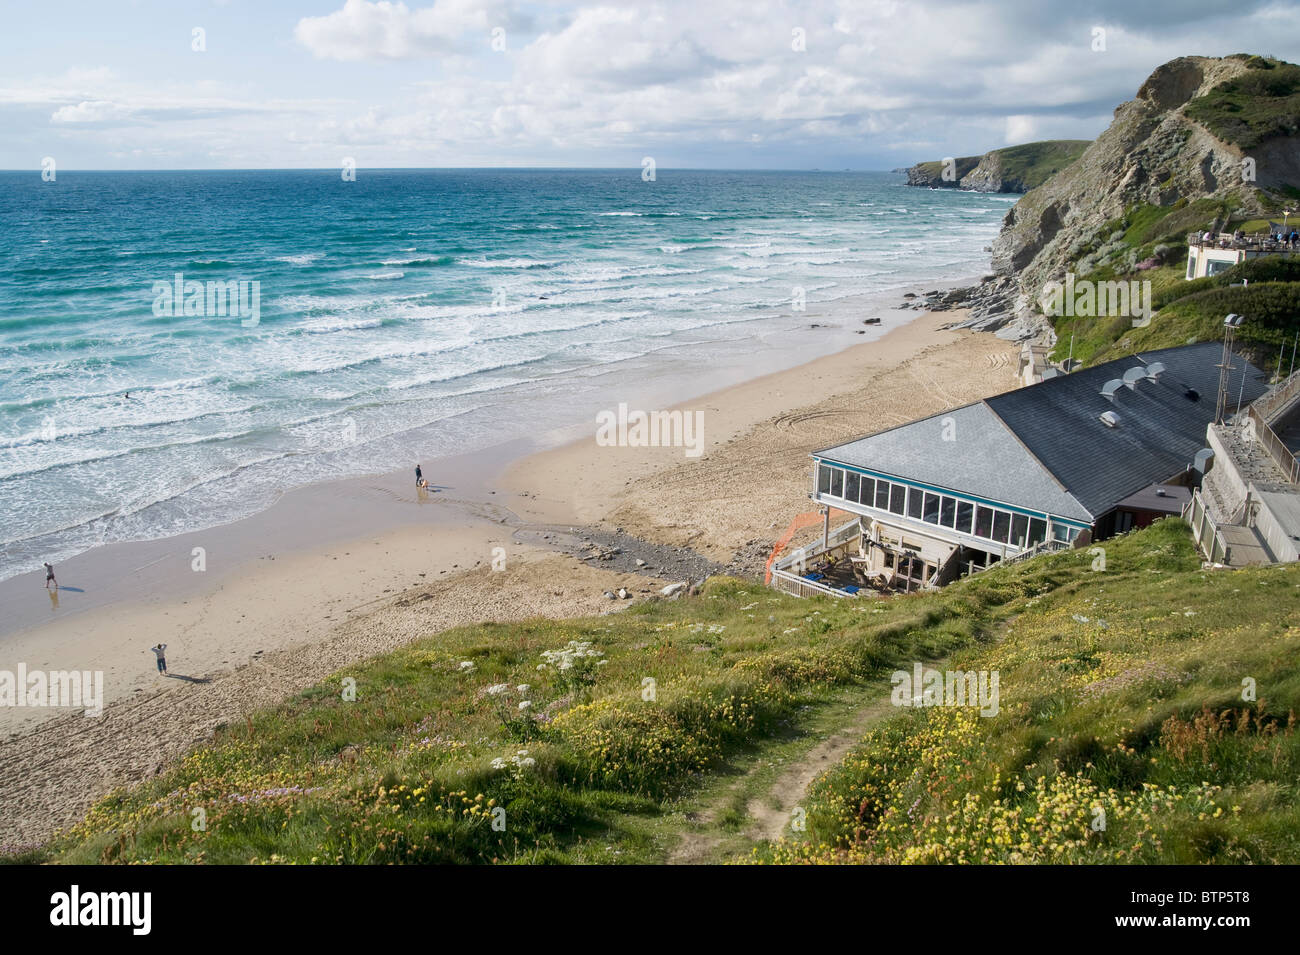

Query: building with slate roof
[769,343,1268,597]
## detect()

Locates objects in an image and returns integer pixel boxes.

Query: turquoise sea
[0,169,1014,581]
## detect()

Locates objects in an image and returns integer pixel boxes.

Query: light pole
[1215,313,1243,425]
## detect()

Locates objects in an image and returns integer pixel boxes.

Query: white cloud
[50,100,133,123]
[295,0,510,60]
[3,0,1299,168]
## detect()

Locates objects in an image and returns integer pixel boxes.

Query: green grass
[991,140,1091,191]
[1184,58,1300,151]
[754,519,1300,864]
[21,569,1014,865]
[913,140,1089,191]
[20,520,1300,865]
[1047,199,1300,369]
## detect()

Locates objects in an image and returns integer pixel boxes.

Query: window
[818,464,831,495]
[993,510,1011,544]
[889,483,906,515]
[923,492,940,524]
[956,501,974,534]
[845,472,860,502]
[940,496,956,528]
[860,476,875,506]
[907,487,923,520]
[1011,514,1028,547]
[876,480,890,510]
[1051,522,1070,542]
[975,506,994,540]
[1028,517,1046,547]
[829,468,843,499]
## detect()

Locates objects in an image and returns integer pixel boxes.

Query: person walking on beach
[415,464,423,487]
[150,643,168,675]
[43,562,57,590]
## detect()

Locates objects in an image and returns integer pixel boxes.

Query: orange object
[765,509,844,584]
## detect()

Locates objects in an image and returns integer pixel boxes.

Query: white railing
[769,568,858,599]
[1001,538,1071,565]
[1251,367,1300,423]
[773,517,862,572]
[1183,489,1230,564]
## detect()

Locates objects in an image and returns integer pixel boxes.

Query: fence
[1183,489,1230,564]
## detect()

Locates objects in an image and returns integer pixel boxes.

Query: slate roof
[814,343,1268,522]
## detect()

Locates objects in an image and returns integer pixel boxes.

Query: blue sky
[2,0,1298,170]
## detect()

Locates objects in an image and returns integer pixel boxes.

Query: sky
[2,0,1299,170]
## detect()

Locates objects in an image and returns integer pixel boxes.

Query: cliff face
[989,57,1299,326]
[905,141,1090,193]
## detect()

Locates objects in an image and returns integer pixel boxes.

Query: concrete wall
[1252,489,1300,562]
[1202,424,1250,522]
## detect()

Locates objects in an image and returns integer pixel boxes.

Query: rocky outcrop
[970,56,1299,342]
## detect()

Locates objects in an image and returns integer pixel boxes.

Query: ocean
[0,169,1013,582]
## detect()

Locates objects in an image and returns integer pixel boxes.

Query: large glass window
[923,492,940,524]
[845,472,860,502]
[889,483,906,515]
[975,506,994,540]
[829,468,843,499]
[907,487,923,520]
[940,496,956,528]
[818,464,831,495]
[956,501,974,534]
[860,476,875,506]
[875,480,890,510]
[1028,518,1047,547]
[993,511,1011,544]
[1012,514,1029,548]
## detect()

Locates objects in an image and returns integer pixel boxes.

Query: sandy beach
[0,304,1019,848]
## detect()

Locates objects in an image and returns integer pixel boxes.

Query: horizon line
[2,165,903,174]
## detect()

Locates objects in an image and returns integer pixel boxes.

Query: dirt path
[745,696,895,843]
[667,690,897,864]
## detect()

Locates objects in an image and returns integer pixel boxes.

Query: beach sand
[0,307,1019,848]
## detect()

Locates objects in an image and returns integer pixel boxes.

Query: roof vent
[1101,379,1123,402]
[1122,367,1146,390]
[1184,387,1200,402]
[1099,410,1121,428]
[1145,361,1166,380]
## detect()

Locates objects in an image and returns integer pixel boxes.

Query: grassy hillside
[757,520,1300,864]
[993,140,1092,191]
[1048,200,1300,369]
[1184,56,1300,150]
[911,140,1089,191]
[12,520,1300,865]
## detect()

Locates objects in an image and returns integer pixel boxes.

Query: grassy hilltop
[908,140,1091,193]
[13,519,1299,865]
